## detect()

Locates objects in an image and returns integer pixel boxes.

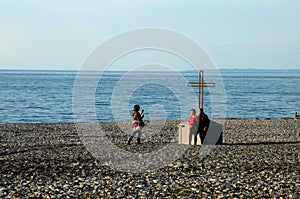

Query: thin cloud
[199,0,285,7]
[217,39,276,46]
[0,0,172,14]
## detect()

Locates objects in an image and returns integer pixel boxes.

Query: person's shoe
[137,138,142,144]
[126,136,134,145]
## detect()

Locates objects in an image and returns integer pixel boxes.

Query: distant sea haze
[0,69,299,124]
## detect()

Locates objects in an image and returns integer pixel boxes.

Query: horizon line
[0,67,300,72]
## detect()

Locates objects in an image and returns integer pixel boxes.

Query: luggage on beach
[178,123,201,145]
[178,120,223,145]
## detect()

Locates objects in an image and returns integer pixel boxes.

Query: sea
[0,69,299,124]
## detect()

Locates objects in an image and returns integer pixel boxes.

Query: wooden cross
[187,70,215,109]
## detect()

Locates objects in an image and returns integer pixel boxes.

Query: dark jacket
[198,113,210,132]
[132,111,144,122]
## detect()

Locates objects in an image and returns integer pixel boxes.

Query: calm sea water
[0,69,299,124]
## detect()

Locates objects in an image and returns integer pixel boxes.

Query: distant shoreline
[1,68,300,72]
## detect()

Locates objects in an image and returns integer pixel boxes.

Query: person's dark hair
[190,109,196,114]
[133,105,140,111]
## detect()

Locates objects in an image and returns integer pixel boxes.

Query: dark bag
[139,121,145,127]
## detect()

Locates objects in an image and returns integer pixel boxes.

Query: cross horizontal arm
[187,82,215,87]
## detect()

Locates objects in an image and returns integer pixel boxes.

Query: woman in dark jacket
[126,105,144,145]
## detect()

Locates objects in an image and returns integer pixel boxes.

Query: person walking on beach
[195,108,210,145]
[126,104,145,145]
[188,109,199,145]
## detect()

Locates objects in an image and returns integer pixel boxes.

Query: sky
[0,0,300,70]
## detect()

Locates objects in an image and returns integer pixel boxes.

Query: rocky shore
[0,119,299,198]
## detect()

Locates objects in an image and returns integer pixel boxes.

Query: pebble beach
[0,119,299,198]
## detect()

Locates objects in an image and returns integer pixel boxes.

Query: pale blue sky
[0,0,299,70]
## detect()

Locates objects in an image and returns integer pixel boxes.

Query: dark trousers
[200,131,206,144]
[195,130,206,145]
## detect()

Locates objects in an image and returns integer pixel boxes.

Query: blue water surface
[0,69,299,124]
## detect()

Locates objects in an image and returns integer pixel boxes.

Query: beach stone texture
[0,119,299,198]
